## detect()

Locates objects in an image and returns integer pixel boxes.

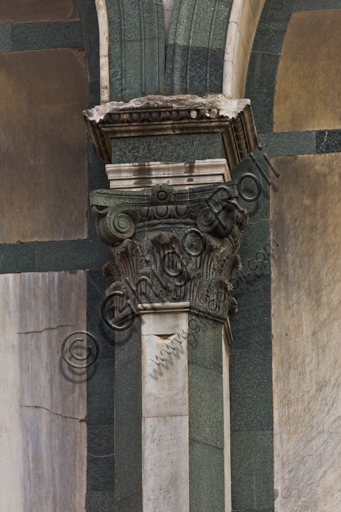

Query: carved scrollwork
[91,182,248,322]
[91,183,247,247]
[94,205,138,245]
[102,230,241,319]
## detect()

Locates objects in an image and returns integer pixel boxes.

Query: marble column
[90,180,247,511]
[140,302,190,511]
[85,94,255,511]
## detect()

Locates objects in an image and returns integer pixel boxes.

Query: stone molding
[223,0,266,99]
[105,158,230,191]
[94,0,110,104]
[91,182,248,321]
[83,94,258,169]
[138,301,190,314]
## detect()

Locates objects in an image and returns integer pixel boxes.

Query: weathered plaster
[274,10,341,132]
[0,49,88,243]
[0,0,78,25]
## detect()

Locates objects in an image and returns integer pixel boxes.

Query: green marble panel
[0,243,35,274]
[108,43,124,99]
[252,0,296,54]
[189,440,224,512]
[114,348,142,502]
[87,359,115,425]
[230,350,273,431]
[294,0,341,11]
[259,131,316,157]
[87,491,142,511]
[115,492,142,511]
[190,0,222,48]
[87,269,115,360]
[242,510,274,512]
[11,21,84,51]
[187,46,212,96]
[35,240,112,272]
[88,79,101,109]
[166,44,189,95]
[74,0,100,81]
[166,0,230,94]
[189,364,224,449]
[207,48,225,93]
[245,52,280,134]
[167,0,196,47]
[87,425,115,491]
[166,45,224,95]
[114,316,141,370]
[188,313,223,373]
[231,152,271,218]
[106,0,164,100]
[0,25,10,52]
[106,0,163,43]
[316,130,341,154]
[120,40,145,99]
[111,133,225,164]
[87,492,115,512]
[230,273,271,353]
[210,1,232,48]
[231,430,274,510]
[168,0,231,48]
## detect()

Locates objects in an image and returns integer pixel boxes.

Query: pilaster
[85,94,253,511]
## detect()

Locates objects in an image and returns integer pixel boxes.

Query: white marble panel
[142,333,188,417]
[106,159,230,191]
[163,0,175,43]
[139,303,190,336]
[222,0,266,98]
[0,271,87,512]
[143,416,189,512]
[140,303,190,511]
[271,154,341,511]
[95,0,110,103]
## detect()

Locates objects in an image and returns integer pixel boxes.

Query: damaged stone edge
[83,94,258,170]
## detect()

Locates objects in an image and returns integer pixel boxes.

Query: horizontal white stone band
[106,159,230,190]
[138,301,190,313]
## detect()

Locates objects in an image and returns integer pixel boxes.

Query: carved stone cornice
[90,182,248,320]
[83,94,258,170]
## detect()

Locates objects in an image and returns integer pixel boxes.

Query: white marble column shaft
[140,302,190,512]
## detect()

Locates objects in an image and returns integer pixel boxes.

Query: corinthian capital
[90,182,247,321]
